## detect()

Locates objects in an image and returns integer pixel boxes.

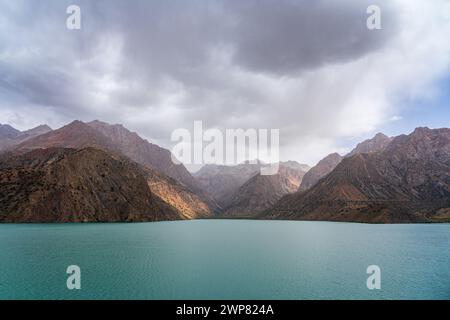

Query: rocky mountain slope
[222,163,309,217]
[263,127,450,223]
[0,147,182,222]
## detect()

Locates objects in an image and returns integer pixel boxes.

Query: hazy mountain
[0,124,19,151]
[18,125,53,138]
[222,162,310,217]
[299,153,343,191]
[0,147,182,222]
[281,160,311,172]
[346,132,393,157]
[0,124,52,151]
[0,124,20,137]
[264,127,450,223]
[194,161,264,208]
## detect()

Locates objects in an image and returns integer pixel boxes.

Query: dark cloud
[229,0,396,75]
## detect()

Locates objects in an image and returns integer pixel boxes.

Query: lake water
[0,220,449,300]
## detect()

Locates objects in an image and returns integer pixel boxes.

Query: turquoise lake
[0,220,449,300]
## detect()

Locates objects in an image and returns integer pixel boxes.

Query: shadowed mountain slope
[0,148,181,222]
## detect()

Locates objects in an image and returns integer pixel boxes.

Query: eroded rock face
[0,147,181,222]
[264,128,450,223]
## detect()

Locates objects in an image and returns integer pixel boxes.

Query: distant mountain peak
[89,119,125,129]
[21,124,52,136]
[1,123,52,151]
[413,126,431,132]
[346,132,393,157]
[68,120,85,126]
[0,124,20,137]
[280,160,311,172]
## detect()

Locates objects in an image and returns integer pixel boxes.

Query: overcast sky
[0,0,449,166]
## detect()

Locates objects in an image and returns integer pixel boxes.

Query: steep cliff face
[264,128,450,223]
[0,148,181,222]
[222,163,309,217]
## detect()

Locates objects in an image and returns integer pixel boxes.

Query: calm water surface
[0,220,449,299]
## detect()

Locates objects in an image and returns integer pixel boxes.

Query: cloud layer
[0,0,449,165]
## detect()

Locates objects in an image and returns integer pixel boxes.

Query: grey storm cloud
[0,0,395,108]
[1,0,448,165]
[87,0,396,76]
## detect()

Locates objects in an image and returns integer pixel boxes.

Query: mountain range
[0,120,214,222]
[263,128,450,223]
[0,120,449,223]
